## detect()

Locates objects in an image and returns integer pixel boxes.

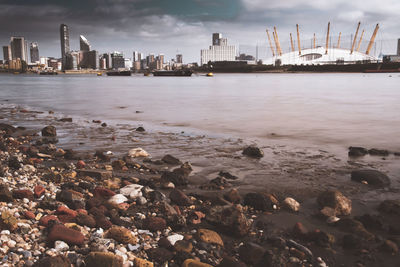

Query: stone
[85,252,123,267]
[94,150,111,161]
[282,197,300,212]
[335,218,374,240]
[351,170,390,187]
[182,259,213,267]
[348,146,368,157]
[161,167,191,186]
[223,188,242,204]
[78,169,112,180]
[174,240,193,253]
[76,213,96,228]
[56,206,78,217]
[8,156,21,169]
[0,211,18,231]
[143,217,167,232]
[378,200,400,215]
[39,215,59,227]
[59,117,73,122]
[197,229,224,246]
[112,160,126,170]
[136,126,145,132]
[127,148,149,158]
[188,211,205,224]
[170,189,192,206]
[108,194,128,205]
[106,226,137,244]
[320,206,337,218]
[24,211,35,219]
[206,205,251,237]
[166,234,184,246]
[381,240,398,254]
[244,192,278,211]
[54,240,70,252]
[133,257,154,267]
[218,171,238,180]
[368,148,389,156]
[76,160,86,169]
[93,187,116,198]
[147,247,173,263]
[161,154,182,165]
[32,255,71,267]
[0,123,16,134]
[120,184,143,199]
[0,184,13,202]
[47,224,85,246]
[293,222,308,238]
[56,189,85,204]
[217,257,247,267]
[238,242,266,265]
[42,125,57,137]
[34,185,45,198]
[12,189,34,200]
[242,146,264,158]
[317,190,352,216]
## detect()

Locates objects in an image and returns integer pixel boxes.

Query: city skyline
[1,0,400,63]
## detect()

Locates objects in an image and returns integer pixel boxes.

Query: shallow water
[1,72,399,151]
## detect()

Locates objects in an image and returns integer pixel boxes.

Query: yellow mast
[290,33,295,52]
[274,26,283,56]
[337,32,341,48]
[350,22,361,54]
[325,22,330,54]
[366,24,379,55]
[356,29,364,52]
[266,29,275,57]
[272,31,279,55]
[296,24,301,55]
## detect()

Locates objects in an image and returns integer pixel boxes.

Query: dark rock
[32,255,71,267]
[59,118,73,122]
[368,148,389,156]
[217,257,247,267]
[242,146,264,158]
[206,205,251,237]
[335,218,375,240]
[355,214,385,231]
[317,190,352,216]
[105,226,137,244]
[381,240,398,254]
[56,189,85,206]
[112,160,125,170]
[170,189,192,206]
[244,192,278,211]
[161,167,191,186]
[342,234,363,249]
[101,122,107,127]
[47,224,85,246]
[143,217,167,232]
[85,252,123,267]
[34,185,45,198]
[76,214,96,228]
[293,222,308,238]
[147,190,167,202]
[64,149,80,160]
[42,125,57,137]
[136,126,145,132]
[351,169,390,187]
[8,156,21,169]
[0,123,17,134]
[257,250,287,267]
[218,171,238,180]
[378,200,400,215]
[162,154,182,165]
[0,184,13,202]
[348,146,368,157]
[147,247,173,263]
[309,230,335,247]
[223,188,242,204]
[238,242,266,265]
[93,187,115,198]
[94,150,111,162]
[174,240,193,253]
[78,169,112,180]
[12,189,34,200]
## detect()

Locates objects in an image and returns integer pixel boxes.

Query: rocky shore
[0,106,399,267]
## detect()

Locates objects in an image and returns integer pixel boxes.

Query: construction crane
[290,33,295,52]
[366,24,379,55]
[325,22,330,54]
[356,29,364,52]
[266,29,275,57]
[337,32,341,48]
[274,27,283,56]
[350,22,361,54]
[272,31,279,55]
[296,24,301,55]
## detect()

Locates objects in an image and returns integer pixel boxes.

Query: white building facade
[201,33,236,65]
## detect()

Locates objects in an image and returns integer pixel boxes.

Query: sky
[1,0,399,63]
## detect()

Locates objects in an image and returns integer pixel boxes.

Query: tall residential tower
[10,36,28,62]
[30,42,39,63]
[60,24,70,70]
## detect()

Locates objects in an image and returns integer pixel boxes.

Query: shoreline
[0,104,399,266]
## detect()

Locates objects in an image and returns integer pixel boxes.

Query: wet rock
[162,154,182,165]
[293,222,308,238]
[76,160,86,169]
[309,229,335,247]
[381,240,398,254]
[39,215,59,227]
[197,229,224,246]
[0,123,16,134]
[368,148,389,156]
[351,170,390,187]
[342,234,363,249]
[32,255,71,267]
[78,169,112,180]
[0,184,13,202]
[143,217,167,232]
[182,259,213,267]
[244,192,278,211]
[12,189,34,200]
[206,205,251,237]
[57,206,78,217]
[282,197,300,212]
[218,171,238,180]
[133,257,154,267]
[355,214,385,231]
[217,257,247,267]
[54,240,70,252]
[93,187,116,198]
[378,199,400,215]
[59,117,72,122]
[0,211,18,231]
[76,213,96,228]
[223,188,241,204]
[85,252,123,267]
[47,224,85,246]
[317,190,352,216]
[348,146,368,157]
[42,125,57,137]
[8,156,21,169]
[120,184,143,199]
[170,189,192,206]
[127,147,149,158]
[108,194,128,205]
[147,247,173,263]
[112,159,126,170]
[174,240,193,253]
[136,126,145,132]
[34,185,45,198]
[238,242,266,265]
[161,167,191,186]
[336,218,374,240]
[94,150,111,161]
[242,146,264,158]
[106,226,136,244]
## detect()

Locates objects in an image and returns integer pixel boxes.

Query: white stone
[54,240,69,252]
[1,230,10,235]
[120,184,143,199]
[108,194,128,205]
[166,234,184,246]
[127,148,149,158]
[283,197,300,212]
[22,165,36,173]
[7,240,16,248]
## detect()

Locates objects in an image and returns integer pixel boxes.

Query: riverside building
[200,33,236,66]
[30,42,39,63]
[10,36,28,62]
[60,24,70,70]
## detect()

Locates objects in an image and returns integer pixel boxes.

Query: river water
[1,73,399,152]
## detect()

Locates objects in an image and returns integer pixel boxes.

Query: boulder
[197,229,224,246]
[143,217,167,232]
[244,192,278,211]
[161,167,191,186]
[76,213,96,228]
[12,189,34,200]
[224,188,242,204]
[169,189,192,206]
[162,154,182,165]
[85,252,123,267]
[32,255,71,267]
[47,224,85,246]
[106,226,136,244]
[0,123,17,134]
[368,148,389,156]
[282,197,300,212]
[351,169,390,187]
[206,205,251,237]
[174,240,193,253]
[147,247,173,263]
[42,125,57,137]
[242,146,264,158]
[127,147,149,158]
[317,190,352,216]
[348,147,368,157]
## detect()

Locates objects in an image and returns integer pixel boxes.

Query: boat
[363,68,400,73]
[143,72,150,76]
[206,72,213,77]
[97,72,102,76]
[106,70,132,76]
[39,71,58,75]
[152,69,193,77]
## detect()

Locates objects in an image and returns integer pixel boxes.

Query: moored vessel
[152,69,193,77]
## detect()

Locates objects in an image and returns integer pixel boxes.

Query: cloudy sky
[1,0,399,63]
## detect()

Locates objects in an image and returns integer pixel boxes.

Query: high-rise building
[30,42,39,63]
[101,53,112,69]
[111,52,125,69]
[133,51,140,62]
[397,39,400,56]
[60,24,70,70]
[2,45,11,61]
[176,54,183,63]
[10,36,28,62]
[201,33,236,65]
[80,35,91,51]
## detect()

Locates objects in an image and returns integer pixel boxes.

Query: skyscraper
[397,39,400,56]
[30,42,39,63]
[79,35,91,51]
[201,33,236,65]
[10,37,28,62]
[60,24,70,70]
[212,33,222,46]
[2,45,11,61]
[176,54,183,63]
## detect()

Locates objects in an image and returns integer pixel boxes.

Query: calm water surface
[1,73,399,151]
